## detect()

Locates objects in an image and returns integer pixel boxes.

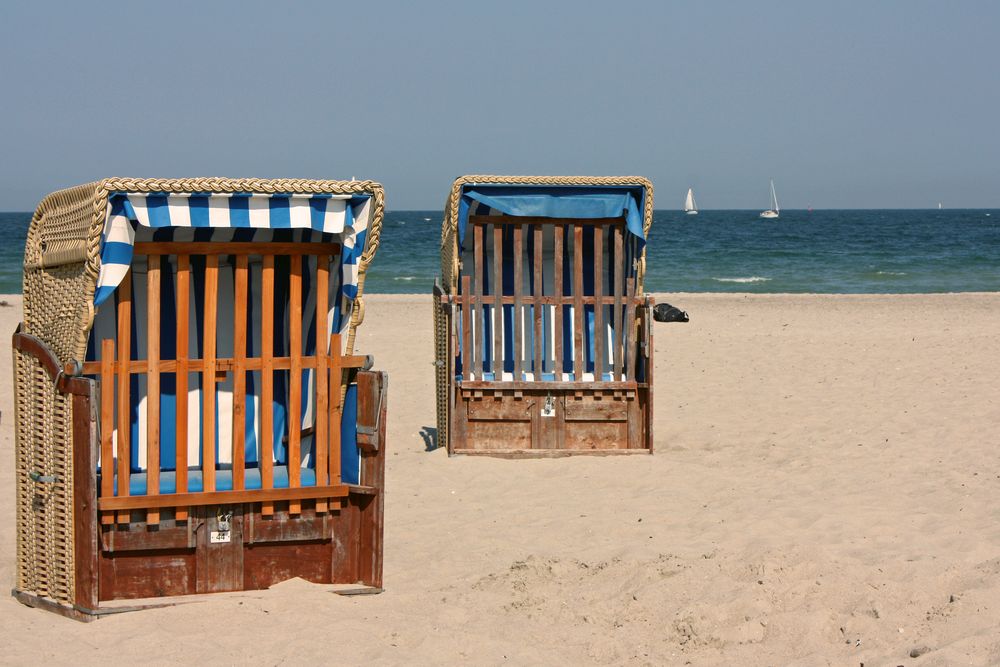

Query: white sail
[760,179,780,219]
[684,188,698,214]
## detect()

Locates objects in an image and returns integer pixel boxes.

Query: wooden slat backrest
[314,256,330,513]
[625,277,637,381]
[457,215,642,385]
[146,255,161,524]
[115,272,131,524]
[473,225,484,379]
[288,255,303,515]
[232,255,248,492]
[573,224,584,380]
[460,275,472,381]
[613,226,624,380]
[328,333,343,487]
[99,340,114,525]
[175,255,190,521]
[532,226,543,377]
[93,242,364,517]
[553,225,564,377]
[593,226,604,381]
[261,254,275,516]
[512,225,523,380]
[492,225,503,378]
[202,255,219,493]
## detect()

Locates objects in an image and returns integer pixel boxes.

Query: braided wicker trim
[439,175,654,293]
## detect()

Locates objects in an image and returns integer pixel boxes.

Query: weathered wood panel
[99,549,197,601]
[464,420,532,450]
[244,541,333,590]
[562,420,629,450]
[73,387,99,610]
[467,397,534,421]
[195,505,243,594]
[563,397,628,422]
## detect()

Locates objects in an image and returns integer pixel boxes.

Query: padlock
[210,508,233,543]
[541,394,556,418]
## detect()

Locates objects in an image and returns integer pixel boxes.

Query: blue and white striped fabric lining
[88,191,370,488]
[456,200,643,383]
[95,191,372,327]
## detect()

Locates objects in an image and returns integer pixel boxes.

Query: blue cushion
[103,465,318,496]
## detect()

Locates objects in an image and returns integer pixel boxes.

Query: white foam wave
[875,270,907,276]
[711,276,771,283]
[393,276,418,281]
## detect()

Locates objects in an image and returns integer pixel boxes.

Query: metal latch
[211,509,233,543]
[541,394,556,418]
[29,471,58,484]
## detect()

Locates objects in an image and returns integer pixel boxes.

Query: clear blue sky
[1,1,997,210]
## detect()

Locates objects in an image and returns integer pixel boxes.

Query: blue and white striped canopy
[95,191,372,330]
[456,184,647,249]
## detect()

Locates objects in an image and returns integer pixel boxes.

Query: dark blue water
[3,209,998,294]
[0,213,31,294]
[370,209,1000,294]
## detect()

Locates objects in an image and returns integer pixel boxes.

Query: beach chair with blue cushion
[13,178,388,620]
[434,175,655,456]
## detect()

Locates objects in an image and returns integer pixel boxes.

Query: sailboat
[684,188,698,215]
[759,179,779,219]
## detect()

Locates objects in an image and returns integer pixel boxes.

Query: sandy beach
[2,292,999,666]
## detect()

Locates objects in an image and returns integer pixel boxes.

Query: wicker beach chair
[13,178,388,620]
[434,175,655,456]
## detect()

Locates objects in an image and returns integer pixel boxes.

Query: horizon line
[1,206,998,214]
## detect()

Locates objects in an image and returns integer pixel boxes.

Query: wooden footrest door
[457,387,646,453]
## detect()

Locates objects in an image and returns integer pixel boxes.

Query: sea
[1,209,998,294]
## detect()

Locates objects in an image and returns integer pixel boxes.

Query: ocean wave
[711,276,771,283]
[393,276,418,281]
[875,270,907,276]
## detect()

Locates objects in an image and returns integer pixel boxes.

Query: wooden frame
[442,214,654,456]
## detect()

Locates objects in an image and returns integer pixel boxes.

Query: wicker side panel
[22,261,94,365]
[13,349,75,603]
[433,293,450,449]
[22,182,100,365]
[22,183,97,272]
[440,197,458,294]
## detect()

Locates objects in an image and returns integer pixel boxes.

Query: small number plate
[210,530,231,544]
